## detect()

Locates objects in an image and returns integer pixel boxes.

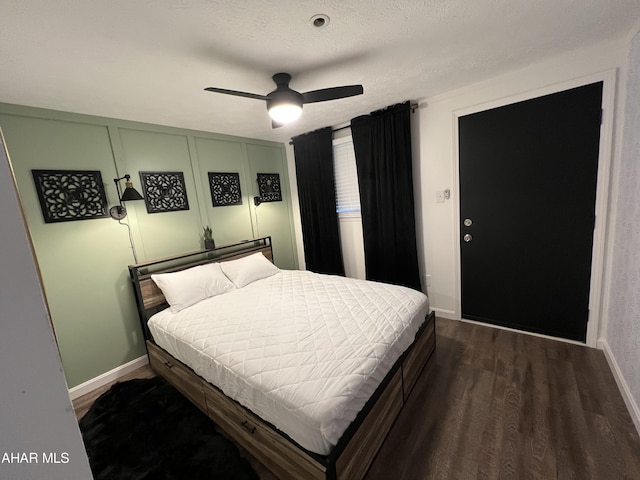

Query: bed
[129,236,436,480]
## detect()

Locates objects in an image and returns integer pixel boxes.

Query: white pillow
[151,262,235,313]
[220,252,280,288]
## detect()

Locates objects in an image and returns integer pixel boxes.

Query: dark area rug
[79,377,258,480]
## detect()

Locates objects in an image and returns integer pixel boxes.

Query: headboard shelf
[129,236,273,342]
[130,236,272,272]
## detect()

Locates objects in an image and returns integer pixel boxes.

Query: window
[332,136,361,216]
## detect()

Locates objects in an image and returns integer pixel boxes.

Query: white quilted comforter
[148,270,429,455]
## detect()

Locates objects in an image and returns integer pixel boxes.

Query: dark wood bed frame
[129,236,436,480]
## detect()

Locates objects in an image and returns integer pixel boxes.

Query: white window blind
[333,136,361,216]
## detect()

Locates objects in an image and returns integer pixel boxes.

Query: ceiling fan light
[268,103,302,123]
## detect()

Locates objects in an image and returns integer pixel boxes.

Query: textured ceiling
[1,0,639,143]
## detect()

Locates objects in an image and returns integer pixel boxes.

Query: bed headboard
[128,236,273,342]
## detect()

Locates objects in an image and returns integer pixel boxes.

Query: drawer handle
[241,420,256,435]
[164,361,174,369]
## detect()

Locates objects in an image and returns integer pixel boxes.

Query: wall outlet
[425,274,432,287]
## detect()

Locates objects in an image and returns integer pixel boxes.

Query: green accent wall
[0,103,297,388]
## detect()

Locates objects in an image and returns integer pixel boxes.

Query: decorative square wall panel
[257,173,282,202]
[31,169,108,223]
[208,172,242,207]
[139,171,189,213]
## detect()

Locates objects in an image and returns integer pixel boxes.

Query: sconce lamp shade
[120,179,144,201]
[110,174,144,220]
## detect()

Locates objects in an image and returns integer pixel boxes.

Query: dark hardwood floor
[73,317,640,479]
[366,317,640,479]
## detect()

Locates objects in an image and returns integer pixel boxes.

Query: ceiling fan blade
[301,85,363,104]
[204,87,268,101]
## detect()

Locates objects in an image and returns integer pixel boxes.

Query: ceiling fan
[204,73,363,128]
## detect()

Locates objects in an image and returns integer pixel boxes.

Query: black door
[459,82,602,342]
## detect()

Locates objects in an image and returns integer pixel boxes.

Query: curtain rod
[289,102,418,145]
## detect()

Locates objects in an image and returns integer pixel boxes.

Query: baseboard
[598,338,640,436]
[68,355,149,400]
[456,317,587,347]
[431,307,456,319]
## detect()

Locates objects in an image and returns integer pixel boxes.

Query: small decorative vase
[203,226,215,250]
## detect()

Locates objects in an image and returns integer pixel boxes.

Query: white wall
[0,131,93,479]
[601,24,640,434]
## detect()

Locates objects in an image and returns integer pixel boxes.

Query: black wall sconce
[109,174,144,220]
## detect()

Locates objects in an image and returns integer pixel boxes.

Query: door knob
[464,218,473,227]
[464,234,473,242]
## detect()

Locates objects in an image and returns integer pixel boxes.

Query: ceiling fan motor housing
[266,89,303,110]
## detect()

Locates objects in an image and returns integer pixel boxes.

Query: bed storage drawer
[201,380,326,480]
[335,367,403,480]
[147,341,207,413]
[402,314,436,399]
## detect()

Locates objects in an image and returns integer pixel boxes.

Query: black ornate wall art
[139,171,189,214]
[257,173,282,202]
[208,172,242,207]
[31,169,108,223]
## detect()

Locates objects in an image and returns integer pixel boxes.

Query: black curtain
[350,102,421,290]
[292,127,345,276]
